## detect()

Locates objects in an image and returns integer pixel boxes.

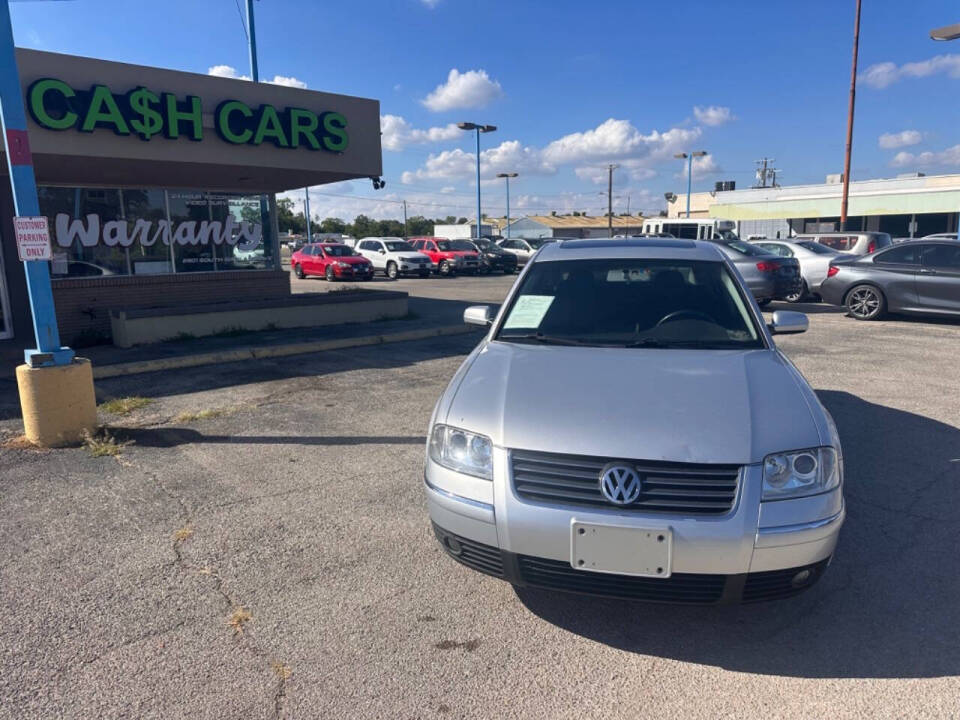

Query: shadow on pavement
[115,427,425,447]
[515,390,960,679]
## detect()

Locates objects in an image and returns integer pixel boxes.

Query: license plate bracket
[570,521,672,578]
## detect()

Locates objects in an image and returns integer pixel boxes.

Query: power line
[233,0,249,42]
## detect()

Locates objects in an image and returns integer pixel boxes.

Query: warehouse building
[504,214,645,239]
[668,173,960,239]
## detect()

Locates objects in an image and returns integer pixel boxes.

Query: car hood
[394,252,429,261]
[338,256,369,264]
[443,342,822,465]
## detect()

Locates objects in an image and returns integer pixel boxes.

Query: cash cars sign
[26,78,349,152]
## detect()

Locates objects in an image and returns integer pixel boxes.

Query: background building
[503,214,645,239]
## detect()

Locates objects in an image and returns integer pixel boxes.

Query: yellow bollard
[16,358,97,447]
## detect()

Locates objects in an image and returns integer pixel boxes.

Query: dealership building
[0,49,382,351]
[667,173,960,240]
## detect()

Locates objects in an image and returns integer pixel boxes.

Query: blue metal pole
[0,0,72,366]
[475,128,482,237]
[686,154,693,218]
[246,0,259,82]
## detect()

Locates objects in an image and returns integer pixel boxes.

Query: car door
[869,244,921,311]
[917,243,960,313]
[300,245,316,275]
[360,240,384,269]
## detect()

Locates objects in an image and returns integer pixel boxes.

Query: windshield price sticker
[503,295,555,329]
[14,216,52,261]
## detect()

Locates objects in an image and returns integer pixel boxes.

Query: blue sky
[11,0,960,221]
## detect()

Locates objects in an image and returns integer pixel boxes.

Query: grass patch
[173,525,193,543]
[162,331,198,343]
[99,396,153,415]
[83,429,130,457]
[175,406,233,423]
[272,662,292,681]
[0,434,43,451]
[227,606,253,635]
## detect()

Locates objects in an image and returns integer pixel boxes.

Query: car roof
[535,237,724,262]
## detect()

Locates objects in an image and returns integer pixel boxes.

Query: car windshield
[495,259,763,349]
[715,229,740,241]
[385,241,415,252]
[474,239,495,251]
[723,240,770,257]
[796,241,836,255]
[322,245,356,257]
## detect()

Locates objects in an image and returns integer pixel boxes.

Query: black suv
[471,238,519,274]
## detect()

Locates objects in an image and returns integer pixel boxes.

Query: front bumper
[334,266,374,279]
[817,277,848,306]
[424,454,844,604]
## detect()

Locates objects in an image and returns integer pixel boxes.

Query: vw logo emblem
[599,463,642,505]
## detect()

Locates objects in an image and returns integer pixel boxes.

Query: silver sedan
[424,238,844,604]
[754,239,851,302]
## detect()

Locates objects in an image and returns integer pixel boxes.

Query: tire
[294,263,304,279]
[439,260,452,276]
[845,284,886,320]
[757,298,773,308]
[325,265,336,282]
[386,261,398,280]
[785,281,808,304]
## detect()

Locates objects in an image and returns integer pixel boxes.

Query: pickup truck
[408,237,481,276]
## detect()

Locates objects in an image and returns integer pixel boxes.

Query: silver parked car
[424,238,844,604]
[793,231,892,256]
[496,237,558,266]
[753,239,850,302]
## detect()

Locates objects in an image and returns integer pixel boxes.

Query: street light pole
[246,0,259,82]
[674,151,708,218]
[304,187,312,242]
[606,164,619,237]
[931,20,960,235]
[497,173,518,238]
[458,122,497,237]
[840,0,862,231]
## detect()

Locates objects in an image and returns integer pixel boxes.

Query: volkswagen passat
[424,238,844,604]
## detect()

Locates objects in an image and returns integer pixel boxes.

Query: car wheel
[386,261,398,279]
[294,263,304,279]
[325,265,336,282]
[785,281,808,304]
[846,284,886,320]
[439,260,452,276]
[757,298,773,308]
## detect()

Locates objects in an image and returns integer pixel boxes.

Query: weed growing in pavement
[272,662,292,680]
[83,429,130,457]
[173,525,193,543]
[174,407,234,423]
[163,331,198,343]
[0,434,44,451]
[99,396,153,415]
[227,607,253,635]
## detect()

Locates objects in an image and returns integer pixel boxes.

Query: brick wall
[52,270,290,345]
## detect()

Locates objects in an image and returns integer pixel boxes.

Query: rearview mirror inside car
[768,310,808,335]
[464,305,493,327]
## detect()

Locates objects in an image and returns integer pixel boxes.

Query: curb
[91,325,479,379]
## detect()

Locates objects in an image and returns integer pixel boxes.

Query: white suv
[355,237,432,279]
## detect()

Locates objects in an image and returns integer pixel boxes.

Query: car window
[796,241,836,255]
[67,262,104,277]
[427,242,437,251]
[495,259,763,349]
[448,240,477,251]
[922,244,960,270]
[385,241,414,252]
[817,235,856,251]
[723,240,770,257]
[757,243,791,257]
[322,245,356,257]
[874,245,920,265]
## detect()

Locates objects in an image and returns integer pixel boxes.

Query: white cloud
[677,154,720,179]
[422,68,503,112]
[543,120,701,167]
[859,54,960,89]
[890,145,960,168]
[878,130,922,150]
[693,106,733,126]
[207,65,307,89]
[420,0,442,6]
[401,139,554,184]
[380,115,461,151]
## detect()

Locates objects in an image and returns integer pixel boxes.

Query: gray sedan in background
[708,238,803,305]
[819,240,960,320]
[754,239,850,302]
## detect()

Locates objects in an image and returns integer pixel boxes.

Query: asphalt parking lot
[1,275,959,719]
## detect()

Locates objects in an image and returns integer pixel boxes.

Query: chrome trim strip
[757,509,844,536]
[755,507,845,549]
[424,475,495,513]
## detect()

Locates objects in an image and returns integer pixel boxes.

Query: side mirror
[379,249,386,254]
[768,310,808,335]
[464,305,493,327]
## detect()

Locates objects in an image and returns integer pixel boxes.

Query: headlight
[762,447,840,500]
[429,424,493,480]
[336,261,350,268]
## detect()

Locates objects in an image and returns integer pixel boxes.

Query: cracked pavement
[1,285,959,719]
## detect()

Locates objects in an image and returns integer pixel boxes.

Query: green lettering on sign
[80,84,130,135]
[289,108,321,150]
[164,93,203,141]
[215,100,254,144]
[252,105,289,148]
[322,112,348,152]
[126,87,164,140]
[27,78,78,130]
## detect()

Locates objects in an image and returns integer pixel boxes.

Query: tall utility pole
[402,200,408,238]
[304,187,312,242]
[930,21,960,235]
[840,0,862,231]
[246,0,259,82]
[606,164,619,237]
[674,151,708,217]
[497,173,518,238]
[457,122,497,237]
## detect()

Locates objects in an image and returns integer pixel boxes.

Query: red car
[408,237,481,276]
[291,243,374,282]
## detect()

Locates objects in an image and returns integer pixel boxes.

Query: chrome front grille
[511,449,740,515]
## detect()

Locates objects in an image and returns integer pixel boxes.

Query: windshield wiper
[623,337,669,348]
[498,332,588,346]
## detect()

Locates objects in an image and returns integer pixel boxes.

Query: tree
[276,197,306,234]
[405,215,433,236]
[319,217,346,234]
[457,217,468,224]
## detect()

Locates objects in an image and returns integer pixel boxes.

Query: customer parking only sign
[14,216,52,261]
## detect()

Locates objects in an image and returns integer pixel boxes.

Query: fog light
[443,536,463,556]
[791,569,812,587]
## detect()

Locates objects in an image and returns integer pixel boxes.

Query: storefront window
[38,186,275,278]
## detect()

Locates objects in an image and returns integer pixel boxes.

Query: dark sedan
[471,238,519,274]
[819,240,960,320]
